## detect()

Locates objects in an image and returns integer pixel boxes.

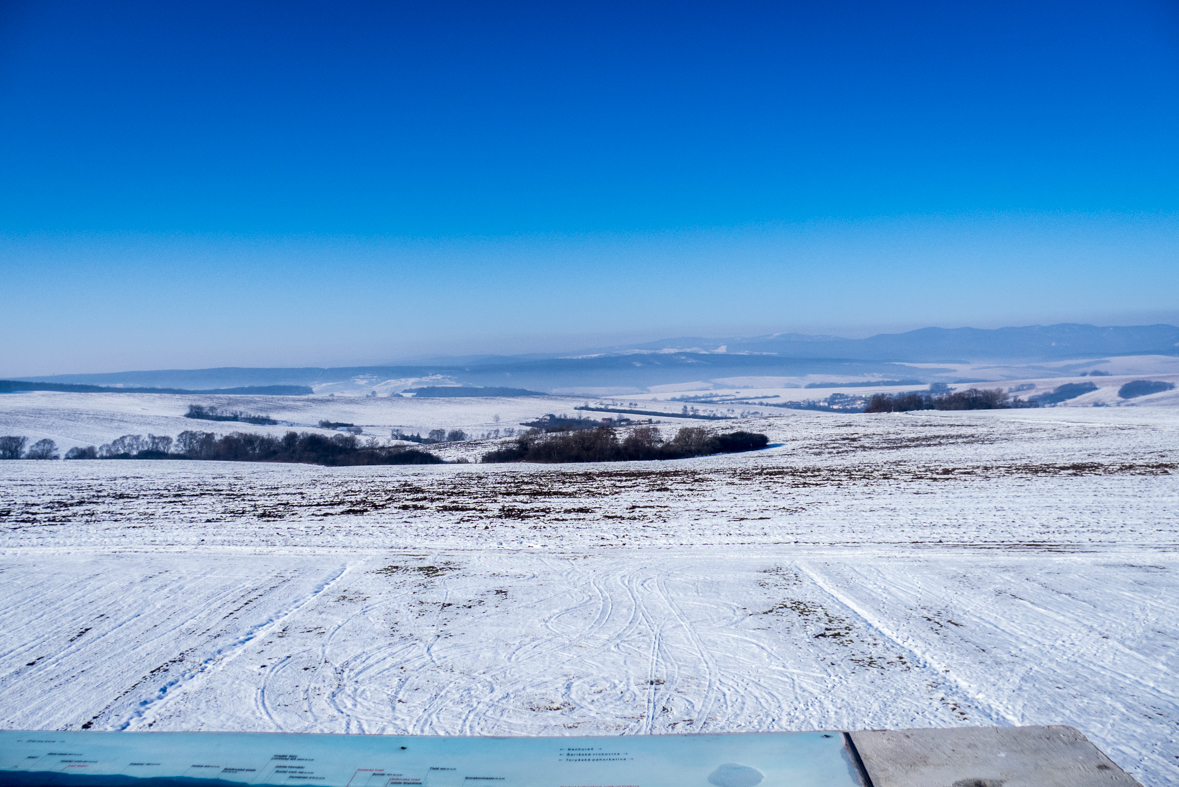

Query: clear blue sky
[2,0,1177,375]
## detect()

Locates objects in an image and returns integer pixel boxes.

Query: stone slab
[849,725,1140,787]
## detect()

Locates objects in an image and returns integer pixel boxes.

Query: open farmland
[1,402,1177,784]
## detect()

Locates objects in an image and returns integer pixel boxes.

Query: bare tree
[147,434,173,454]
[0,436,27,459]
[446,429,467,442]
[620,426,662,460]
[25,439,59,460]
[176,430,217,458]
[65,445,98,460]
[100,434,147,457]
[669,426,710,455]
[428,428,447,442]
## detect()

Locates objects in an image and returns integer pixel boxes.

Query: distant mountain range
[11,356,934,395]
[14,323,1179,395]
[594,323,1179,363]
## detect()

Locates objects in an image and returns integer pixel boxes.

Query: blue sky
[2,0,1177,375]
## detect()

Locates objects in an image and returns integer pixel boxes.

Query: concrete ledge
[849,725,1140,787]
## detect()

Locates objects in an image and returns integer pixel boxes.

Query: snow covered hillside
[1,405,1177,784]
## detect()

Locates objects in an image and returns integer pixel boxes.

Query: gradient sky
[2,0,1178,376]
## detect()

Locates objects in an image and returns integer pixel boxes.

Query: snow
[0,391,608,451]
[1,401,1178,784]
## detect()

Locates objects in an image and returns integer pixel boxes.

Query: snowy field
[1,403,1178,784]
[0,391,617,453]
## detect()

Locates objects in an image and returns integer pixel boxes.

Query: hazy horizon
[7,317,1179,382]
[3,1,1177,376]
[6,306,1179,378]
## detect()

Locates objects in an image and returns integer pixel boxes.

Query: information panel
[0,731,864,787]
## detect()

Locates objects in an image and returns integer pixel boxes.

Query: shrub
[711,431,770,453]
[1118,380,1175,400]
[64,445,98,460]
[382,449,446,465]
[25,439,59,460]
[0,436,27,459]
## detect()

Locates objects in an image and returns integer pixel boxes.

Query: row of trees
[867,380,1179,411]
[0,436,60,460]
[1,432,443,466]
[865,388,1026,413]
[482,426,769,463]
[392,428,470,444]
[185,405,276,425]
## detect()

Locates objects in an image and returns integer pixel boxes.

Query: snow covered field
[1,404,1177,784]
[0,391,611,453]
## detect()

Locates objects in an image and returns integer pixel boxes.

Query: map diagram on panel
[0,731,864,787]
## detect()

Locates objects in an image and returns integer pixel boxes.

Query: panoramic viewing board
[0,731,865,787]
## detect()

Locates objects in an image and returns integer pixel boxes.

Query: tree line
[0,436,58,460]
[864,388,1019,413]
[864,381,1133,412]
[0,432,443,466]
[185,404,277,425]
[3,426,769,466]
[392,428,469,444]
[482,426,768,463]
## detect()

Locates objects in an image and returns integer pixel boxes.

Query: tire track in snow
[991,573,1178,702]
[796,561,1022,726]
[448,561,606,734]
[638,575,663,735]
[375,559,781,737]
[407,583,463,736]
[256,655,294,729]
[121,563,349,730]
[71,577,302,730]
[344,559,699,737]
[652,573,719,731]
[451,558,622,734]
